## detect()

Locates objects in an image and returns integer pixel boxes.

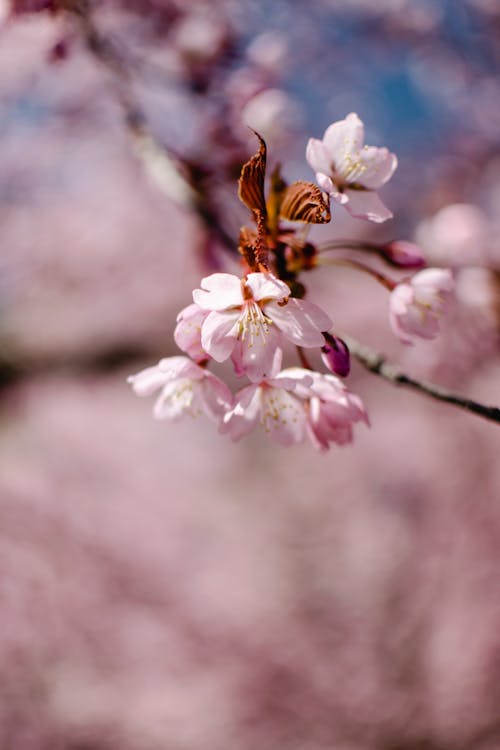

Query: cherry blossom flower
[127,356,232,423]
[192,272,332,382]
[290,369,369,451]
[389,268,455,345]
[221,368,368,450]
[174,303,209,362]
[306,112,397,223]
[220,369,314,446]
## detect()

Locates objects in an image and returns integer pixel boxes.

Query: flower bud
[380,241,426,269]
[321,333,350,377]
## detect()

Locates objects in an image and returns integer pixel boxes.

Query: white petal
[201,310,238,362]
[323,113,364,173]
[343,189,393,223]
[245,272,290,302]
[265,298,331,347]
[193,273,243,311]
[356,147,397,190]
[306,137,332,174]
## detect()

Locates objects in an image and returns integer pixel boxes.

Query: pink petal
[306,137,332,174]
[221,384,262,441]
[245,272,290,302]
[231,322,282,382]
[412,268,454,294]
[343,188,393,223]
[199,373,233,422]
[200,310,239,362]
[158,356,203,381]
[127,363,169,397]
[174,303,209,361]
[193,273,243,311]
[260,387,307,446]
[265,298,332,347]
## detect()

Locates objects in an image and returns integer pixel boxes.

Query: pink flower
[220,369,314,446]
[291,369,369,451]
[306,112,397,223]
[174,303,209,362]
[127,356,232,423]
[389,268,455,345]
[221,368,368,450]
[192,272,332,382]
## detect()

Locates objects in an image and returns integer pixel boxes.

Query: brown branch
[343,334,500,426]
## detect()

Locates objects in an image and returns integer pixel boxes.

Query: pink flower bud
[381,241,426,269]
[321,333,350,377]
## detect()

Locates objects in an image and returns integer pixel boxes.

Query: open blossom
[389,268,455,345]
[127,356,232,423]
[221,369,314,446]
[291,369,369,451]
[192,272,332,382]
[221,368,368,450]
[306,112,397,223]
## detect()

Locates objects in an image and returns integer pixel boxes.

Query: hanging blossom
[221,368,368,450]
[189,271,332,382]
[306,112,397,223]
[127,356,232,423]
[389,268,455,345]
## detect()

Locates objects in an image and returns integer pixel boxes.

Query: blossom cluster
[129,114,454,450]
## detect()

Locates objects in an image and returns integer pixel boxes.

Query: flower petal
[193,273,243,311]
[356,147,397,190]
[261,387,307,446]
[221,384,262,441]
[323,112,364,174]
[266,298,332,347]
[200,310,239,362]
[306,137,332,174]
[231,321,282,382]
[343,188,393,223]
[127,364,169,397]
[199,372,233,422]
[245,272,290,302]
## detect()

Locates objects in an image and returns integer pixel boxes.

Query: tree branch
[343,335,500,426]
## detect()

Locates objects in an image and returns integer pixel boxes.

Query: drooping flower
[174,303,209,362]
[220,369,313,446]
[127,356,232,423]
[306,112,397,223]
[289,369,369,451]
[389,268,455,345]
[192,271,332,382]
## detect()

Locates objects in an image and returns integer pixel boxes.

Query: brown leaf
[280,180,331,224]
[238,132,267,216]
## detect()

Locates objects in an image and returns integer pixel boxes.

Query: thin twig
[343,334,500,426]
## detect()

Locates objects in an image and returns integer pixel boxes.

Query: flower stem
[315,257,396,291]
[344,334,500,426]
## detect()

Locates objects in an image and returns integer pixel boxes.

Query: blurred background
[2,1,500,748]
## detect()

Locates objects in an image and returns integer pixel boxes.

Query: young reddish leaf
[280,180,331,224]
[238,132,267,216]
